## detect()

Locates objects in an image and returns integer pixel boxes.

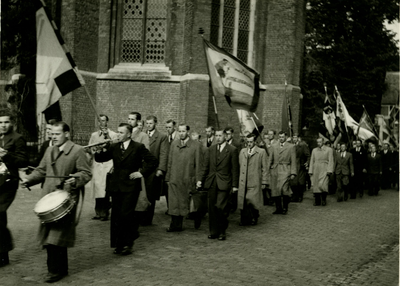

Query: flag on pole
[281,82,293,137]
[357,106,379,139]
[236,109,263,137]
[336,94,376,142]
[320,94,337,142]
[376,115,398,147]
[203,39,260,112]
[36,0,84,128]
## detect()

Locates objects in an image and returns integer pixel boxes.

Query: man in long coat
[334,143,354,202]
[380,142,392,189]
[309,137,334,206]
[140,115,169,225]
[22,122,92,282]
[290,133,310,202]
[363,144,382,196]
[267,131,297,215]
[350,139,367,198]
[88,114,117,221]
[165,124,202,232]
[238,134,268,224]
[0,110,28,268]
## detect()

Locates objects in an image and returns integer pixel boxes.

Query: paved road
[1,182,398,286]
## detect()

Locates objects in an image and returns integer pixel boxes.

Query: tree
[302,0,399,131]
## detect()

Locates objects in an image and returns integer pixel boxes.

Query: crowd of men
[0,108,398,283]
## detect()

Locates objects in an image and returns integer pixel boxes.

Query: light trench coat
[309,145,334,193]
[238,146,268,210]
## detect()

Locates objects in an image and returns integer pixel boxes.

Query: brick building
[46,0,305,143]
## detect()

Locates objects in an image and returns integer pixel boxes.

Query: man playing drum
[0,109,28,268]
[22,122,92,283]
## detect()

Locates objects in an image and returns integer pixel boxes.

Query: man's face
[356,140,362,148]
[340,144,347,152]
[178,126,189,140]
[215,131,226,144]
[46,124,52,140]
[137,121,143,131]
[292,136,298,143]
[263,135,269,144]
[278,133,286,143]
[51,125,69,147]
[99,116,108,129]
[128,114,138,128]
[165,122,175,135]
[225,130,233,141]
[317,138,323,148]
[352,141,356,147]
[246,137,256,149]
[146,119,156,132]
[205,127,214,138]
[383,144,389,150]
[371,145,376,153]
[267,131,274,140]
[117,126,131,142]
[191,133,200,142]
[0,116,13,135]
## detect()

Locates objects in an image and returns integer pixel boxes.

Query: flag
[36,0,84,128]
[377,116,398,147]
[358,107,378,139]
[281,83,293,137]
[319,94,338,142]
[236,110,264,138]
[203,39,260,112]
[336,94,376,142]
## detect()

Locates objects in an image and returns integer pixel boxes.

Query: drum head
[34,190,69,213]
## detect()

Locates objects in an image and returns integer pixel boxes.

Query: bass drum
[34,190,75,223]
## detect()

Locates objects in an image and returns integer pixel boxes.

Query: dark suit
[381,150,392,189]
[202,143,239,237]
[226,138,241,211]
[366,153,382,196]
[351,147,366,197]
[290,142,310,202]
[95,140,157,249]
[140,129,169,225]
[335,151,354,201]
[203,136,217,148]
[37,140,51,166]
[0,130,28,263]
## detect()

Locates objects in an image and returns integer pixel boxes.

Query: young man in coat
[267,131,297,215]
[363,144,382,196]
[335,143,354,202]
[139,115,169,225]
[203,126,217,148]
[350,139,367,198]
[22,122,92,282]
[0,110,28,267]
[94,123,158,255]
[238,133,268,224]
[165,124,202,232]
[290,133,310,202]
[88,114,118,221]
[199,129,239,240]
[128,112,149,149]
[309,138,335,206]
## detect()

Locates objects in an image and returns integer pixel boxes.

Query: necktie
[248,148,252,155]
[280,143,284,148]
[342,152,345,158]
[181,140,185,147]
[169,135,172,143]
[148,131,151,137]
[121,143,126,154]
[217,144,221,152]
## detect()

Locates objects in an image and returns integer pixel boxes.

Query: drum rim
[33,190,75,223]
[37,200,75,223]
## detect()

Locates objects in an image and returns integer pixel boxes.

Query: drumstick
[19,178,31,191]
[45,175,80,178]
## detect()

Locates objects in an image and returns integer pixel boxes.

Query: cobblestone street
[1,182,398,286]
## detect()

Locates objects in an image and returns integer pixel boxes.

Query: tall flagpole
[200,28,220,129]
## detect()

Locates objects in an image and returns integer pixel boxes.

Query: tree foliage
[302,0,399,129]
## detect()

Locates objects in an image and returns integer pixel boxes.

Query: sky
[385,20,400,48]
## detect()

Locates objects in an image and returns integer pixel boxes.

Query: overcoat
[267,143,297,197]
[88,129,118,198]
[131,128,149,149]
[309,145,334,193]
[146,129,169,201]
[238,146,268,210]
[290,142,310,187]
[166,138,202,216]
[25,140,92,247]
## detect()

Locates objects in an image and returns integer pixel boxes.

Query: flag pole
[200,29,220,129]
[284,79,292,137]
[335,86,351,143]
[362,105,380,140]
[83,84,105,128]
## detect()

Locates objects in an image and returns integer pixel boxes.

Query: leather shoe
[282,209,288,215]
[218,234,226,241]
[91,216,101,220]
[100,217,108,221]
[321,200,326,206]
[166,227,182,232]
[44,272,67,283]
[272,210,283,215]
[194,219,201,230]
[121,246,132,256]
[208,235,218,239]
[113,248,122,254]
[251,219,258,226]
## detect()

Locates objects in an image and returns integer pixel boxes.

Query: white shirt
[148,130,155,137]
[122,139,131,150]
[218,142,227,152]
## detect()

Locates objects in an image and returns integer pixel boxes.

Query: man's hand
[327,172,332,177]
[261,184,267,190]
[129,172,143,180]
[0,147,7,158]
[65,176,77,187]
[362,169,367,173]
[20,178,29,189]
[155,170,163,177]
[196,181,202,188]
[290,174,296,180]
[232,187,239,193]
[351,173,354,177]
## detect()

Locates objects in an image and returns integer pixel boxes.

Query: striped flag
[203,39,260,112]
[236,110,264,138]
[36,0,84,128]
